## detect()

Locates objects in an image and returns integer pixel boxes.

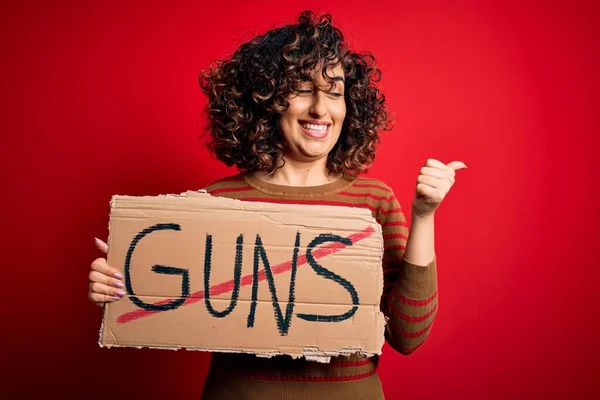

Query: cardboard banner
[99,190,386,362]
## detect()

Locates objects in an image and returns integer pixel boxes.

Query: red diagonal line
[116,226,376,324]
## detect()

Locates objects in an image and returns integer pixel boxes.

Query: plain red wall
[2,0,598,398]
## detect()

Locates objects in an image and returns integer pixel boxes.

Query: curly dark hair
[198,10,392,176]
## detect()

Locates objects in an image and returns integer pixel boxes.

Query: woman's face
[279,62,346,165]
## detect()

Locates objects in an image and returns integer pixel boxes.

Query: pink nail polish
[114,272,124,279]
[113,280,124,288]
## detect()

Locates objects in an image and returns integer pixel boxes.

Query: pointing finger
[447,161,467,170]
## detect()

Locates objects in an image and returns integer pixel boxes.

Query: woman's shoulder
[204,172,250,194]
[348,176,405,221]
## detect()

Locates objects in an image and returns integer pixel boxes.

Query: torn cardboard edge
[97,340,382,364]
[99,188,386,363]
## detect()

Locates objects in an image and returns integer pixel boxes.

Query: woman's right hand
[88,238,126,307]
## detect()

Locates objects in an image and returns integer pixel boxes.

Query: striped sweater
[200,171,438,400]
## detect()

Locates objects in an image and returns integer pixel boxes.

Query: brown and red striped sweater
[200,171,438,400]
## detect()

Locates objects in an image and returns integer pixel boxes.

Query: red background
[2,0,598,398]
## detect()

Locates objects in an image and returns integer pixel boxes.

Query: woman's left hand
[412,158,467,218]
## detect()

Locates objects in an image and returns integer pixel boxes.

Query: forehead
[312,60,345,82]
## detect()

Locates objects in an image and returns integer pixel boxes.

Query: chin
[296,145,330,159]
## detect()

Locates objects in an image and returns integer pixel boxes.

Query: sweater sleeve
[377,190,439,355]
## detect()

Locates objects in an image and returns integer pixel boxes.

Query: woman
[88,10,466,399]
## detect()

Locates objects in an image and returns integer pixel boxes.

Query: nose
[309,91,327,118]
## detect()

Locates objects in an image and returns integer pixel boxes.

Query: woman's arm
[379,200,438,355]
[403,211,436,265]
[381,158,465,354]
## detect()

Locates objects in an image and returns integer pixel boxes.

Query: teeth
[300,123,328,132]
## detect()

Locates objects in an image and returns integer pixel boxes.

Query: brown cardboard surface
[98,190,386,362]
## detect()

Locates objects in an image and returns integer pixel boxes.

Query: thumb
[447,161,467,171]
[94,237,108,254]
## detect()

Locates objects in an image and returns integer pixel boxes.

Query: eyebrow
[324,78,344,91]
[302,75,345,88]
[318,72,345,83]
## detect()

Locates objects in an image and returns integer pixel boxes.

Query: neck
[255,157,341,187]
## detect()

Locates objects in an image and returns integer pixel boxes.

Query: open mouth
[298,121,330,138]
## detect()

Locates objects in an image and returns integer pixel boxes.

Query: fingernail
[113,280,124,288]
[114,272,124,279]
[109,296,120,301]
[115,289,126,296]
